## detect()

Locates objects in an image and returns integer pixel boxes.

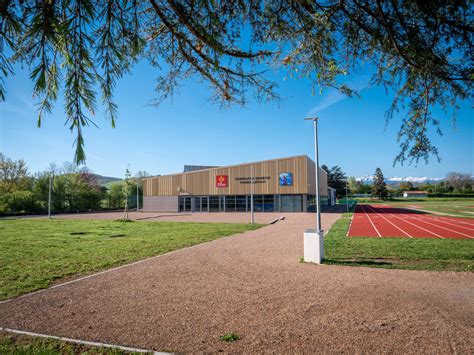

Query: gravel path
[1,213,472,353]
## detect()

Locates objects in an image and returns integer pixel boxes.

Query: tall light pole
[48,172,53,219]
[136,182,140,211]
[250,164,255,224]
[303,116,324,264]
[345,179,349,212]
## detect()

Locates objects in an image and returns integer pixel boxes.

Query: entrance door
[209,196,219,212]
[184,197,191,212]
[193,197,201,212]
[179,196,192,212]
[201,197,209,212]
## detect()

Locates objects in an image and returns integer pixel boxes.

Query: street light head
[304,117,319,121]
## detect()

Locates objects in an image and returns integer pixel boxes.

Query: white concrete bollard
[304,229,325,264]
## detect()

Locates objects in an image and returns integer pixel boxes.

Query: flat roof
[143,154,315,180]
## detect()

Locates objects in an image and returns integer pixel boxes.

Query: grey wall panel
[143,196,179,212]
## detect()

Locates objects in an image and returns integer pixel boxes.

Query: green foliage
[372,168,389,200]
[108,183,125,209]
[0,153,32,194]
[2,2,472,164]
[219,333,240,342]
[347,176,372,195]
[324,213,473,272]
[399,181,414,192]
[0,154,106,215]
[445,172,473,193]
[0,219,262,300]
[4,190,36,212]
[322,165,347,197]
[428,193,474,198]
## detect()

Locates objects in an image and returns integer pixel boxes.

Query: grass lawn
[324,213,473,272]
[354,198,474,218]
[0,218,262,301]
[0,332,145,355]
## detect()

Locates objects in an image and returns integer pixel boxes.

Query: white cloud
[306,76,370,117]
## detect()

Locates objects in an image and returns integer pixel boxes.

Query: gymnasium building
[142,155,335,213]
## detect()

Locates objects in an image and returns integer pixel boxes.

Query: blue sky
[1,60,472,179]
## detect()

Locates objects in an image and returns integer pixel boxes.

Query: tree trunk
[123,193,129,220]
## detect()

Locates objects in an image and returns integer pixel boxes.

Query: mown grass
[0,218,262,301]
[0,332,146,355]
[323,213,473,272]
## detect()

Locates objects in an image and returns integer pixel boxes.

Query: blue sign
[279,172,293,186]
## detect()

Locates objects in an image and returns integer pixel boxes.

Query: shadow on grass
[323,258,395,267]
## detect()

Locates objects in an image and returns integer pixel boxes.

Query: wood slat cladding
[306,156,328,195]
[142,155,328,196]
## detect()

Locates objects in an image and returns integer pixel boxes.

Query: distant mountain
[386,176,443,184]
[356,175,443,185]
[92,174,122,187]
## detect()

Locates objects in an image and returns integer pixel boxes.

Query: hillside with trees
[346,171,473,198]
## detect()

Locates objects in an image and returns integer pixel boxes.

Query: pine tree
[372,168,389,200]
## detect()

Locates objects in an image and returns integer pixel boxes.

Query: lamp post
[303,117,324,264]
[48,172,53,219]
[136,183,140,211]
[250,164,255,224]
[346,179,349,212]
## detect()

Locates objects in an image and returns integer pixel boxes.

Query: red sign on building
[216,175,228,188]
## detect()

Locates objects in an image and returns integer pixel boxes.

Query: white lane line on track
[435,217,474,227]
[410,215,474,233]
[0,327,167,354]
[406,216,473,239]
[381,207,445,239]
[365,205,413,238]
[360,204,382,238]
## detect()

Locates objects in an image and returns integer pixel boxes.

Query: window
[236,195,246,212]
[225,195,236,212]
[263,195,275,212]
[307,195,316,212]
[281,195,303,212]
[281,195,293,212]
[209,196,219,212]
[201,197,208,212]
[253,195,264,212]
[293,195,302,212]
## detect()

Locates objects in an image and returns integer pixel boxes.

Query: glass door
[184,197,191,212]
[201,197,208,212]
[193,197,201,212]
[209,196,219,212]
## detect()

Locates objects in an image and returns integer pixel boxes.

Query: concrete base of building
[303,229,324,264]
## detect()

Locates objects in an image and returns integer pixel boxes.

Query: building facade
[142,155,331,213]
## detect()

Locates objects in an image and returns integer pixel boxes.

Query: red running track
[348,204,474,239]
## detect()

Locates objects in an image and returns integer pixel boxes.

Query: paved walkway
[1,213,472,353]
